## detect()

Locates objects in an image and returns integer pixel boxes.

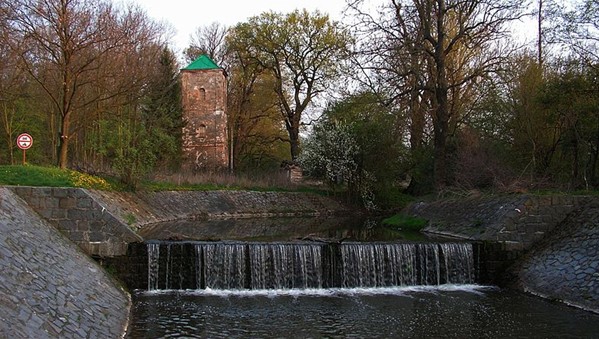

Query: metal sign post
[16,133,33,165]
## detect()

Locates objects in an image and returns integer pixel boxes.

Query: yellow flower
[68,171,111,190]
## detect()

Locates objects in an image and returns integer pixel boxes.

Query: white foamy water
[139,284,495,298]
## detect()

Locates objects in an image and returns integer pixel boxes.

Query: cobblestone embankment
[87,190,350,228]
[0,187,130,338]
[511,199,599,313]
[405,194,598,313]
[405,195,587,250]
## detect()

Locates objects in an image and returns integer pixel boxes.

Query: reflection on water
[127,287,599,338]
[138,217,429,243]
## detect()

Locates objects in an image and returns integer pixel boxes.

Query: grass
[381,213,428,232]
[145,171,332,195]
[0,164,333,195]
[0,165,117,190]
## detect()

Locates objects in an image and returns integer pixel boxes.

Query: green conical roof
[182,55,220,70]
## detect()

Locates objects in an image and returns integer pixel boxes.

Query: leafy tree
[97,109,156,189]
[301,92,405,208]
[537,60,599,188]
[228,10,353,161]
[225,39,289,172]
[90,46,183,187]
[300,120,363,200]
[140,47,183,171]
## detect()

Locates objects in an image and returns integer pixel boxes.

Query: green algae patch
[381,214,428,232]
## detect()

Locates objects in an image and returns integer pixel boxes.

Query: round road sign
[17,133,33,150]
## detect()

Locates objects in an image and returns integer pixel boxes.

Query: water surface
[127,286,599,338]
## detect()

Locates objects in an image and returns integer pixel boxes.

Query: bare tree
[0,5,26,164]
[5,0,165,169]
[560,0,599,68]
[348,0,526,189]
[184,22,229,66]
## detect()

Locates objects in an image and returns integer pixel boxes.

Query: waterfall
[145,242,476,290]
[440,243,474,284]
[202,243,248,289]
[249,244,324,289]
[147,243,160,290]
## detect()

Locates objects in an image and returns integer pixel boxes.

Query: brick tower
[181,55,229,171]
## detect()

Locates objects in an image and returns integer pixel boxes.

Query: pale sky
[128,0,349,53]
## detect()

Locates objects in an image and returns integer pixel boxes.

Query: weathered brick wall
[181,68,229,170]
[9,187,141,257]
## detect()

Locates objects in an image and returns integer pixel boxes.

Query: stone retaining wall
[0,188,130,338]
[8,187,351,257]
[87,190,349,229]
[405,194,598,313]
[10,187,142,257]
[511,199,599,313]
[405,195,587,250]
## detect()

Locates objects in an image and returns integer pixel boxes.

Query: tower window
[197,124,207,140]
[199,88,206,101]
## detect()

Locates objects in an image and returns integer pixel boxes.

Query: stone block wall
[87,190,350,230]
[6,187,350,256]
[9,187,141,257]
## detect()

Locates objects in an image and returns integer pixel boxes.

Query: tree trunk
[538,0,543,67]
[433,20,450,190]
[433,99,449,190]
[289,126,300,161]
[571,127,580,188]
[58,112,71,169]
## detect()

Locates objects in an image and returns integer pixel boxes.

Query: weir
[144,241,476,291]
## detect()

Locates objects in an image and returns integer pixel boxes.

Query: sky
[129,0,350,53]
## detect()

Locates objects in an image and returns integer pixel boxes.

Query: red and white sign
[16,133,33,150]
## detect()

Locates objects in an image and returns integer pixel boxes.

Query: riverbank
[0,187,130,337]
[405,194,599,313]
[2,187,598,337]
[0,186,353,337]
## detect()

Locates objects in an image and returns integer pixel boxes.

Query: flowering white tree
[300,120,377,210]
[300,121,359,183]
